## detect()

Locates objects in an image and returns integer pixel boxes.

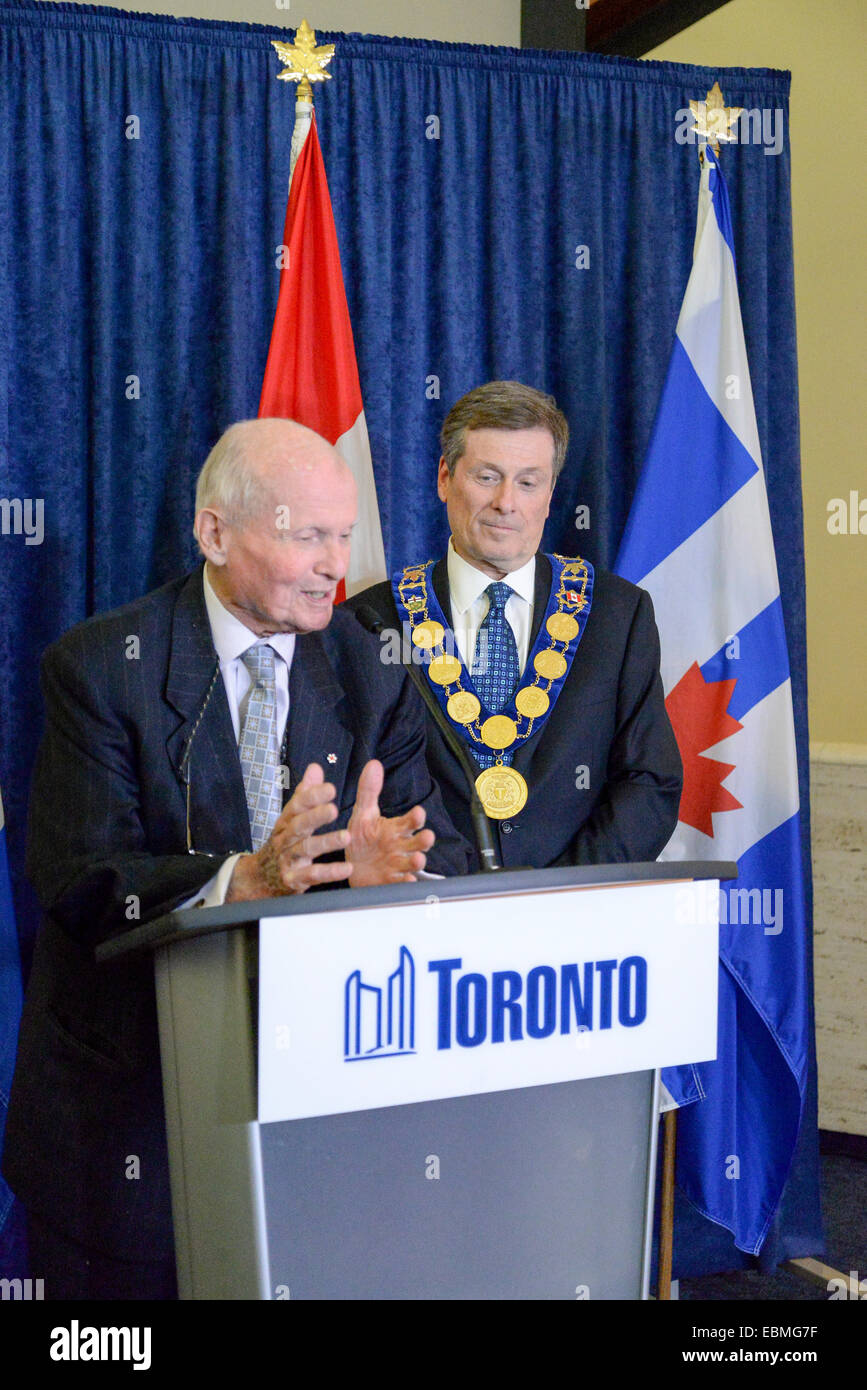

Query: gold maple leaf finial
[272,19,335,103]
[689,81,744,157]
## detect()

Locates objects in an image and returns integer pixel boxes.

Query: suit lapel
[432,557,453,628]
[165,567,252,853]
[515,553,561,771]
[286,631,354,810]
[528,552,552,652]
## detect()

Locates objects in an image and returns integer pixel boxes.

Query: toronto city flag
[616,144,809,1254]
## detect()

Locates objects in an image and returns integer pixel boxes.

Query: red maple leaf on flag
[665,662,744,836]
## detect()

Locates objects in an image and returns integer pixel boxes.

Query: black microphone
[354,604,501,872]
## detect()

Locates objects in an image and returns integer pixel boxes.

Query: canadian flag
[259,103,387,599]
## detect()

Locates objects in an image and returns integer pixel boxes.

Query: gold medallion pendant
[475,765,529,819]
[514,685,550,719]
[411,619,445,649]
[480,714,518,750]
[428,652,463,686]
[447,691,482,725]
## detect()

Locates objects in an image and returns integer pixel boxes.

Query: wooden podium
[99,860,729,1300]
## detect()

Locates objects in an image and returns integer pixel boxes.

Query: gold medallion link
[515,685,550,719]
[411,619,445,649]
[447,691,481,725]
[480,714,518,750]
[546,612,580,643]
[475,766,529,819]
[534,649,568,681]
[428,652,463,686]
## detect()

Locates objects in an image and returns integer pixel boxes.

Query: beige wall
[45,0,521,45]
[647,0,867,745]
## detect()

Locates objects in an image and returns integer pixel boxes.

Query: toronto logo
[344,946,416,1061]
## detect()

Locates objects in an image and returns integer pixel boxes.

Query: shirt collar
[446,538,536,616]
[202,564,297,668]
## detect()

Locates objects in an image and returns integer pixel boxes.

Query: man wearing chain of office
[349,380,683,870]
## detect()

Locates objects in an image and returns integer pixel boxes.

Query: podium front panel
[153,869,720,1300]
[259,1071,656,1301]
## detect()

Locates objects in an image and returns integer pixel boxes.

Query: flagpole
[289,94,313,186]
[657,1110,677,1299]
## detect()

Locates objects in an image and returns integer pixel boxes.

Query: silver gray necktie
[238,643,283,850]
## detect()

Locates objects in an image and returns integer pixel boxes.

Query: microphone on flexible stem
[354,604,502,872]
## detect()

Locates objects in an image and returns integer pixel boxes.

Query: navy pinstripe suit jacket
[3,565,469,1260]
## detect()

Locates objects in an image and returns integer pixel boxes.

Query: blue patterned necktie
[471,581,520,769]
[238,643,283,850]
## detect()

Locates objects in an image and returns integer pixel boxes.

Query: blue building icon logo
[344,946,416,1061]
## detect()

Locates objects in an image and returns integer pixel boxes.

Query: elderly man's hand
[346,759,435,888]
[226,763,352,901]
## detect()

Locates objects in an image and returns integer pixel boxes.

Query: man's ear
[437,456,451,503]
[195,508,229,565]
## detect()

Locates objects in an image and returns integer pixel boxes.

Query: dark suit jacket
[3,565,469,1260]
[348,555,683,872]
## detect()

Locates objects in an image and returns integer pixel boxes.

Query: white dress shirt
[201,564,296,744]
[446,538,536,675]
[181,566,296,909]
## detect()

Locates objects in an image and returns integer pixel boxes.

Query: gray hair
[194,420,273,528]
[440,381,569,481]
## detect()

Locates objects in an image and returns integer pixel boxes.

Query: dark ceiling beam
[521,0,587,53]
[586,0,734,57]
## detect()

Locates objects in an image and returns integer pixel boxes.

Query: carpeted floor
[2,1145,862,1299]
[679,1153,866,1300]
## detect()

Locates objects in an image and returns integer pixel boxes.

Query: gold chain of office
[396,557,590,818]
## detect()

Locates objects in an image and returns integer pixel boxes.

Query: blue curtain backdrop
[0,0,819,1274]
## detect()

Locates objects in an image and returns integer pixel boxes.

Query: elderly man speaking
[4,418,469,1300]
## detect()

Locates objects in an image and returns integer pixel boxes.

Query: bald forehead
[231,419,354,498]
[230,418,336,470]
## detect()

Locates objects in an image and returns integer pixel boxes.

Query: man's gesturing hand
[226,763,351,902]
[347,759,435,888]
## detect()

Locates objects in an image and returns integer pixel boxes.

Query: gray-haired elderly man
[4,418,469,1300]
